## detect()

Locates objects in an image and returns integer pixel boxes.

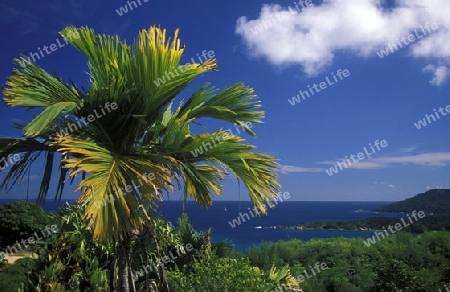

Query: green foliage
[175,213,212,251]
[211,239,235,258]
[132,212,217,290]
[0,200,50,247]
[246,231,450,291]
[166,223,301,292]
[27,203,113,291]
[373,189,450,214]
[246,240,305,270]
[9,201,450,291]
[167,255,275,292]
[268,264,300,291]
[298,215,450,233]
[26,206,284,292]
[0,257,36,292]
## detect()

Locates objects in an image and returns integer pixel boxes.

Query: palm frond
[181,164,224,206]
[3,61,81,136]
[0,138,56,200]
[178,133,280,213]
[51,136,173,241]
[179,83,264,135]
[60,26,218,144]
[60,26,131,107]
[37,151,54,203]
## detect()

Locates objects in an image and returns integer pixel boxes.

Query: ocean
[0,199,403,251]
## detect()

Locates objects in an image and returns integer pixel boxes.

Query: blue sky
[0,0,449,201]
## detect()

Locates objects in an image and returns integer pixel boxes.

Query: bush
[0,257,36,291]
[168,255,274,292]
[0,200,50,247]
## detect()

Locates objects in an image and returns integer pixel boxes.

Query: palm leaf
[51,136,173,241]
[179,83,263,135]
[1,25,282,249]
[3,61,81,136]
[23,102,79,136]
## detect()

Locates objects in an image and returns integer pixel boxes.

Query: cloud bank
[319,152,450,170]
[279,164,324,173]
[281,152,450,174]
[236,0,450,85]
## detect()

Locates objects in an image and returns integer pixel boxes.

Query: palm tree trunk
[118,236,133,292]
[109,245,118,291]
[128,266,137,292]
[149,224,170,292]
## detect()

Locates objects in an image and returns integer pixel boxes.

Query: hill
[372,189,450,214]
[266,216,450,233]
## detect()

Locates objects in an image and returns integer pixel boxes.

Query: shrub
[168,255,274,291]
[0,257,36,291]
[0,200,50,247]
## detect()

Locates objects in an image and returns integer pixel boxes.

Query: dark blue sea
[0,199,403,251]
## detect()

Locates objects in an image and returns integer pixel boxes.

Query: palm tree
[0,26,280,291]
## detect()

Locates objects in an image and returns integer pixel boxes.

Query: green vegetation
[277,215,450,233]
[0,257,36,292]
[0,204,300,291]
[373,188,450,214]
[246,232,450,291]
[0,25,280,291]
[168,256,275,292]
[1,202,450,291]
[27,203,113,291]
[0,200,51,247]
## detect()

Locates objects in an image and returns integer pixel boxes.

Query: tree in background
[0,200,50,247]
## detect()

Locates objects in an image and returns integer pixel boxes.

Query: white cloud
[378,152,450,166]
[318,152,450,170]
[373,181,385,185]
[387,184,397,192]
[279,164,323,173]
[236,0,450,82]
[319,159,385,169]
[399,146,417,153]
[422,64,448,85]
